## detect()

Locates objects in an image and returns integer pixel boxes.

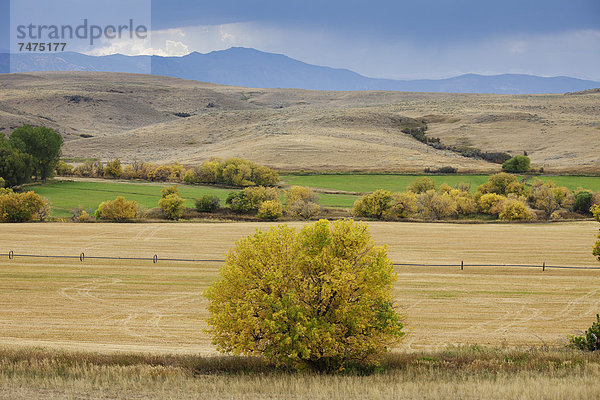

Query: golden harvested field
[1,72,599,172]
[0,221,599,355]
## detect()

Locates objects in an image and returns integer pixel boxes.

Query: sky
[2,0,600,80]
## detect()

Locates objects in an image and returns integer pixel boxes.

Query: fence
[2,251,600,270]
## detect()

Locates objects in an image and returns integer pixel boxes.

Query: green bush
[502,155,531,173]
[195,195,220,213]
[257,199,283,220]
[0,140,33,188]
[568,314,600,351]
[9,125,63,181]
[159,194,186,220]
[205,219,404,373]
[573,190,594,215]
[94,196,138,222]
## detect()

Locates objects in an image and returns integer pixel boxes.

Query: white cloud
[164,40,189,56]
[85,28,191,57]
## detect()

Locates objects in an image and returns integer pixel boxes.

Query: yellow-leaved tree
[205,219,404,373]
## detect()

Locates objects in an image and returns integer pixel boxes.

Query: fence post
[542,261,545,272]
[461,260,464,271]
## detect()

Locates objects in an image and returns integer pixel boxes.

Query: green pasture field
[281,173,600,193]
[26,180,361,217]
[27,181,233,218]
[536,176,600,192]
[281,174,490,193]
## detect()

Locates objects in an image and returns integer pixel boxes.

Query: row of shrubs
[71,185,323,222]
[3,173,598,223]
[353,173,600,221]
[57,157,279,187]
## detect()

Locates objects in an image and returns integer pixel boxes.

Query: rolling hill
[4,48,600,94]
[0,71,599,173]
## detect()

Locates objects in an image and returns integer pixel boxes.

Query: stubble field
[0,221,598,354]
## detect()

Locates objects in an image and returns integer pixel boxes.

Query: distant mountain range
[2,47,599,94]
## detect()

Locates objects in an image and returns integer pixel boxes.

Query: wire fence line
[1,251,600,270]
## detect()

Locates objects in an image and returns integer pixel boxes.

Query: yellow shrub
[417,190,457,220]
[286,186,318,204]
[0,191,48,222]
[104,158,123,178]
[478,193,506,214]
[352,190,394,219]
[158,194,186,220]
[147,165,173,182]
[55,160,74,176]
[286,186,321,219]
[257,199,283,220]
[498,198,536,221]
[94,197,138,221]
[387,192,418,219]
[408,177,436,194]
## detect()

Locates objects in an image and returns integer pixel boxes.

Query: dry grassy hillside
[1,71,598,172]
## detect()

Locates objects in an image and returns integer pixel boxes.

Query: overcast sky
[2,0,600,80]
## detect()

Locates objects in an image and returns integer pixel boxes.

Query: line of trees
[58,157,279,187]
[353,173,599,221]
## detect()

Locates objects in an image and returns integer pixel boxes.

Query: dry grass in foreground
[0,346,598,399]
